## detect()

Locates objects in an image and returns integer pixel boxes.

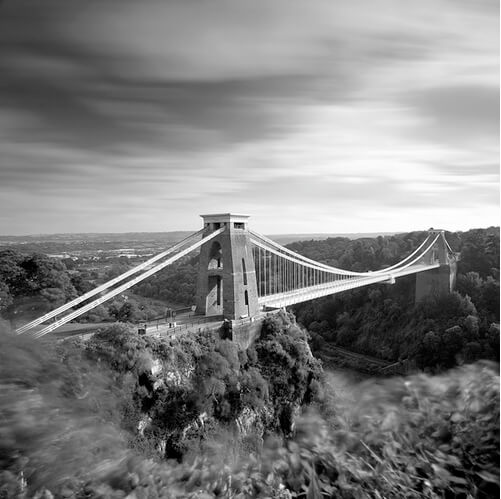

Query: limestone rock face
[236,405,273,438]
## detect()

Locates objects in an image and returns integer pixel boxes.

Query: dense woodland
[0,250,193,325]
[292,227,499,370]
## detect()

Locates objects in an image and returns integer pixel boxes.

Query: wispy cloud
[0,0,498,234]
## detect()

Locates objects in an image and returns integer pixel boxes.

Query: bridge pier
[222,315,265,349]
[195,214,260,321]
[415,229,458,303]
[415,262,457,302]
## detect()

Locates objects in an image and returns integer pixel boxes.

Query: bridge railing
[229,309,283,328]
[141,307,197,328]
[146,315,224,337]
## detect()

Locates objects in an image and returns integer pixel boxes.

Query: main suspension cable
[17,228,205,334]
[32,227,225,338]
[250,230,432,276]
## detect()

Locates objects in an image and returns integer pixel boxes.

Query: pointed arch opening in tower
[208,241,223,269]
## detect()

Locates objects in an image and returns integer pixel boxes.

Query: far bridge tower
[415,229,458,302]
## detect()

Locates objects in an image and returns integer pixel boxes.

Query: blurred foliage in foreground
[0,315,499,498]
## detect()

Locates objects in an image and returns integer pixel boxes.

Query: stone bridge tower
[415,229,458,302]
[195,214,260,320]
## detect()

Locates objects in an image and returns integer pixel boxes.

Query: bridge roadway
[259,263,440,309]
[144,312,224,338]
[32,313,225,342]
[31,322,110,341]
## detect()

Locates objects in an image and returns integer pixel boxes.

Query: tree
[40,287,67,307]
[441,325,464,367]
[253,313,323,432]
[70,274,94,295]
[486,323,500,361]
[0,279,13,312]
[0,250,25,295]
[464,341,482,363]
[463,315,479,341]
[480,276,500,321]
[417,331,441,368]
[18,254,76,300]
[106,264,130,280]
[116,301,139,322]
[456,272,483,303]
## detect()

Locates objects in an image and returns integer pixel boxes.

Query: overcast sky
[0,0,498,235]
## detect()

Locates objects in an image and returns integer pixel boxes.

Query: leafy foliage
[0,250,77,319]
[294,227,499,370]
[0,320,498,498]
[78,315,323,458]
[263,362,500,499]
[0,248,177,325]
[134,259,198,306]
[251,312,324,432]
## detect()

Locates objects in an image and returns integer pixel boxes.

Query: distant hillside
[0,231,195,255]
[0,230,399,254]
[0,231,193,245]
[267,232,398,245]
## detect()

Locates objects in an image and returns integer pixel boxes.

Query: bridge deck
[259,263,439,308]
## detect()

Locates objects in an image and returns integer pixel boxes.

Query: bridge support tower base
[415,261,457,303]
[414,229,458,303]
[221,316,265,350]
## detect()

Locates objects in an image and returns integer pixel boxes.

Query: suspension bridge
[15,214,458,343]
